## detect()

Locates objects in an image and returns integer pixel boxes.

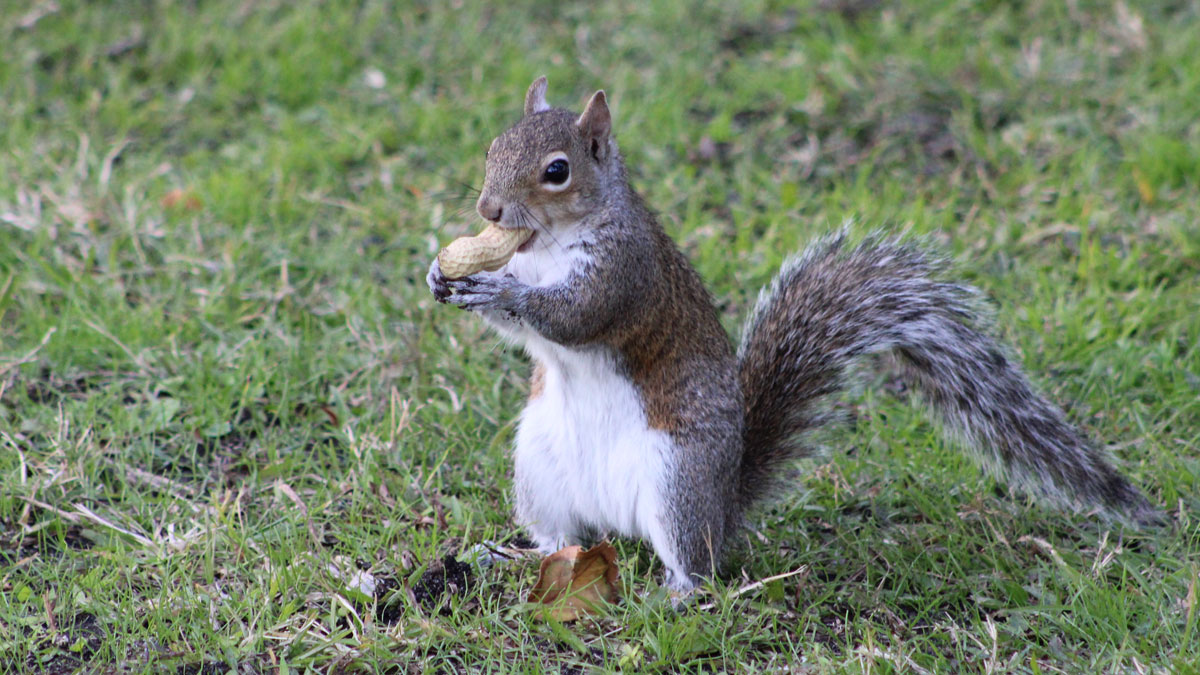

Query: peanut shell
[438,224,533,279]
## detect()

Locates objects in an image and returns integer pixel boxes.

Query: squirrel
[426,77,1159,592]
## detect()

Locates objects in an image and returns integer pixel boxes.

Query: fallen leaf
[162,188,202,212]
[528,541,620,621]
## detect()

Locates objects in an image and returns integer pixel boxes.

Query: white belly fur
[513,339,674,547]
[477,229,678,561]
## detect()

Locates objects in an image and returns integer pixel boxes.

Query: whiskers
[511,202,541,232]
[511,203,570,276]
[423,178,481,235]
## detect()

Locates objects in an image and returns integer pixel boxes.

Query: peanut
[437,224,533,279]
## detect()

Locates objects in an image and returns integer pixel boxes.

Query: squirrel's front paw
[427,257,452,302]
[444,273,523,314]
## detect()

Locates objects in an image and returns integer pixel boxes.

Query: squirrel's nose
[477,197,503,223]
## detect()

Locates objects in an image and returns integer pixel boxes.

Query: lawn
[1,0,1198,672]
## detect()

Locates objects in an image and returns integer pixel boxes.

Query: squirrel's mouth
[517,229,538,253]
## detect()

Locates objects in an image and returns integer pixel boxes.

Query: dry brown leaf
[161,188,202,212]
[528,541,620,621]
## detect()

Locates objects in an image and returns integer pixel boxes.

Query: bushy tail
[736,230,1158,524]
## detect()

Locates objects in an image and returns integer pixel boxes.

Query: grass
[1,0,1198,671]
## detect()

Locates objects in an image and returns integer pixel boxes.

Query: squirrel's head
[476,77,618,233]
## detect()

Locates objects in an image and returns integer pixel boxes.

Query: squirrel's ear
[524,76,550,116]
[576,90,611,161]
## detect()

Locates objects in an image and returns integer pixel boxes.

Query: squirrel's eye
[542,158,570,185]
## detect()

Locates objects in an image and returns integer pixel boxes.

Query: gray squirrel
[426,77,1158,592]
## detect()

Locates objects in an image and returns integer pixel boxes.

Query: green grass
[1,0,1198,671]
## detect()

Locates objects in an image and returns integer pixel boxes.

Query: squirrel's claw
[427,257,452,302]
[443,273,521,313]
